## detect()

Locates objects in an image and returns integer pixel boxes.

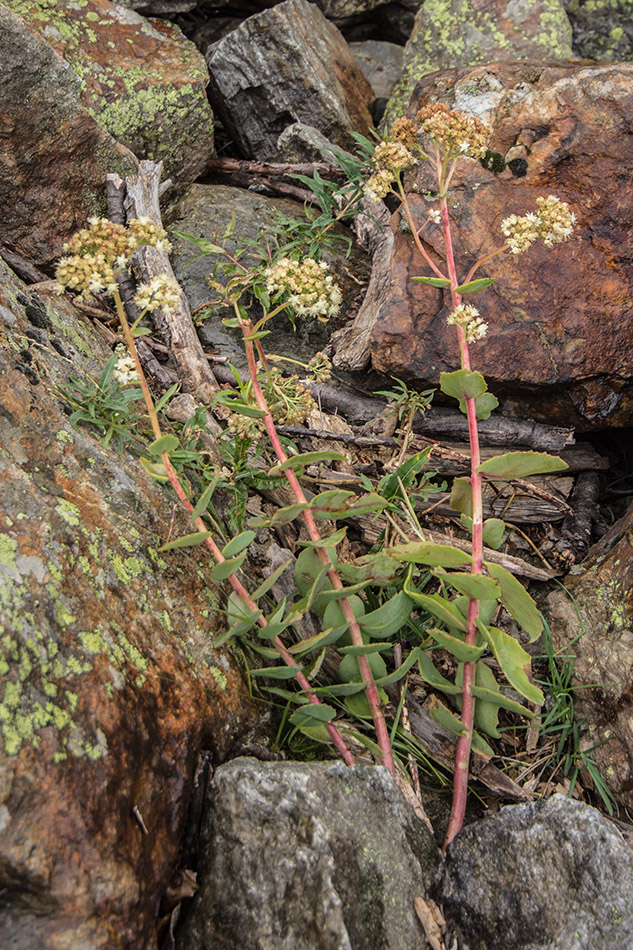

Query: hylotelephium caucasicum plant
[55,102,576,848]
[364,102,576,847]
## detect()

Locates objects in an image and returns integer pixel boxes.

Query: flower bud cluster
[501,196,576,254]
[447,303,488,343]
[307,352,332,383]
[415,103,489,160]
[134,274,181,315]
[56,216,172,301]
[112,344,140,386]
[264,257,342,321]
[363,139,415,201]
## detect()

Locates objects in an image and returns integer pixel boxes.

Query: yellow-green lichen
[55,498,81,526]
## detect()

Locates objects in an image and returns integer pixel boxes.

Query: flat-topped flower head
[447,303,488,343]
[112,345,140,386]
[390,116,419,150]
[415,103,489,160]
[373,140,415,174]
[502,196,576,254]
[264,257,342,321]
[134,274,181,315]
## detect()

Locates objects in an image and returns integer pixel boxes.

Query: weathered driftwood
[330,197,394,371]
[414,410,575,452]
[547,470,601,566]
[205,157,346,181]
[110,160,220,404]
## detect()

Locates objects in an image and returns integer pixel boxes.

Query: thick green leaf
[260,501,310,527]
[390,540,472,568]
[417,652,461,695]
[191,476,220,520]
[251,558,293,600]
[222,530,256,558]
[428,627,486,661]
[344,492,388,517]
[250,665,302,680]
[450,477,473,516]
[404,585,468,631]
[339,641,393,656]
[470,685,533,717]
[411,275,452,287]
[338,553,403,587]
[476,620,544,704]
[313,681,367,697]
[427,698,467,737]
[440,368,486,405]
[310,490,387,520]
[289,703,336,726]
[296,527,347,550]
[154,382,181,414]
[294,547,335,593]
[478,451,568,479]
[475,392,499,421]
[482,518,506,550]
[214,394,268,418]
[485,562,543,640]
[463,662,501,738]
[375,648,422,686]
[288,625,349,656]
[322,594,366,632]
[359,591,415,638]
[148,434,180,456]
[139,456,170,482]
[315,582,370,605]
[227,591,261,630]
[270,450,345,475]
[210,554,246,580]
[158,530,214,551]
[443,572,500,601]
[339,651,387,683]
[454,277,496,295]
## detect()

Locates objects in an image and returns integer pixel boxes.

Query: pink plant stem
[115,293,355,766]
[397,181,449,281]
[438,194,484,849]
[243,325,395,775]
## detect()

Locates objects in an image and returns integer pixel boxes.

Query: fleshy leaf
[454,277,496,294]
[148,434,180,456]
[478,451,568,479]
[289,703,336,726]
[427,627,486,661]
[482,518,506,550]
[269,450,345,475]
[485,562,543,640]
[476,620,544,704]
[359,591,415,638]
[210,554,246,580]
[222,530,256,558]
[450,477,473,517]
[442,572,500,601]
[390,541,472,568]
[417,652,461,695]
[404,584,468,631]
[158,530,214,551]
[412,275,451,287]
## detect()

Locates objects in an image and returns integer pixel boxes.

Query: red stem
[243,323,395,775]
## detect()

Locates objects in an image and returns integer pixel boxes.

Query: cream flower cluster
[264,257,342,321]
[447,303,488,343]
[112,345,140,386]
[134,274,181,315]
[363,140,415,201]
[56,217,172,301]
[416,103,489,160]
[502,196,576,254]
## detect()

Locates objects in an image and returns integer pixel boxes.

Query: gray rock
[205,0,374,160]
[175,758,441,949]
[566,0,633,61]
[276,122,350,162]
[382,0,574,130]
[441,795,633,950]
[349,40,405,101]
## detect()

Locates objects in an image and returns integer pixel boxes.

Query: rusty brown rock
[369,61,633,428]
[0,3,138,267]
[546,502,633,810]
[205,0,375,161]
[0,261,259,948]
[3,0,214,184]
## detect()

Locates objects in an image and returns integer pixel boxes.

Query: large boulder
[367,61,633,428]
[4,0,214,184]
[175,758,441,948]
[566,0,633,61]
[0,260,259,949]
[441,795,633,950]
[205,0,375,161]
[546,501,633,809]
[382,0,574,129]
[0,3,138,267]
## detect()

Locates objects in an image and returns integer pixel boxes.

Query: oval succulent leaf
[477,450,568,479]
[485,562,543,640]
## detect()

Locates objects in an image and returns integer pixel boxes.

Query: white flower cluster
[134,274,181,315]
[112,346,140,386]
[501,196,576,255]
[416,103,489,160]
[264,257,342,321]
[56,216,172,301]
[363,140,415,202]
[447,303,488,343]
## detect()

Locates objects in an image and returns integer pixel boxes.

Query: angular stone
[350,40,405,101]
[441,795,633,950]
[370,61,633,427]
[205,0,374,160]
[0,3,138,266]
[4,0,214,184]
[546,501,633,808]
[0,260,259,948]
[175,758,441,949]
[382,0,574,129]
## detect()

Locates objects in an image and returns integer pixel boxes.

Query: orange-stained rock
[370,61,633,429]
[0,260,259,948]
